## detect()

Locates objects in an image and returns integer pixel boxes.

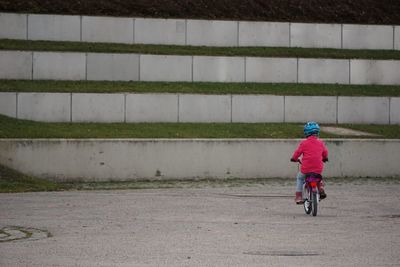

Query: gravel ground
[1,181,400,266]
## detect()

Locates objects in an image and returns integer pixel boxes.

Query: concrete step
[1,50,400,85]
[1,92,399,124]
[1,12,399,50]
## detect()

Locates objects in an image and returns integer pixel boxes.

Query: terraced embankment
[0,9,399,182]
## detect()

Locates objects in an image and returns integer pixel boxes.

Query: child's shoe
[318,181,327,199]
[295,192,304,204]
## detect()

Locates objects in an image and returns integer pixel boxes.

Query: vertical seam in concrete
[283,95,286,123]
[244,57,247,82]
[132,18,135,44]
[26,14,29,40]
[341,24,343,49]
[296,58,299,83]
[336,96,339,124]
[138,54,141,81]
[289,23,291,47]
[389,97,391,125]
[15,93,18,119]
[184,19,188,46]
[230,94,233,123]
[124,93,127,123]
[393,26,395,50]
[191,56,194,82]
[236,21,240,47]
[80,16,82,42]
[31,52,34,80]
[177,94,180,122]
[85,52,88,81]
[348,59,351,85]
[70,93,72,122]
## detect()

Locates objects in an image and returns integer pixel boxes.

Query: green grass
[0,164,63,193]
[2,39,400,60]
[1,162,399,193]
[1,80,400,96]
[1,115,400,139]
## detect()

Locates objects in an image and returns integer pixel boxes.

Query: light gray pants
[296,172,306,192]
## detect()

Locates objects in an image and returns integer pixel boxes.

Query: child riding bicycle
[290,121,329,204]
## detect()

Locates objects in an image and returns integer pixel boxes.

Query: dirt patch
[321,126,381,137]
[0,0,399,24]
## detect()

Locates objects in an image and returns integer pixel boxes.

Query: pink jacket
[291,136,329,174]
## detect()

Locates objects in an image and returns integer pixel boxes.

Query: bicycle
[302,173,322,217]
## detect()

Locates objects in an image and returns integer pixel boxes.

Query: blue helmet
[304,121,320,137]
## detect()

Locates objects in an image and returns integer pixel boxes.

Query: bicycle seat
[305,172,322,179]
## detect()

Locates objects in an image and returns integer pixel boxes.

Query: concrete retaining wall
[1,13,398,50]
[28,14,80,41]
[1,92,399,124]
[2,50,400,85]
[0,139,399,181]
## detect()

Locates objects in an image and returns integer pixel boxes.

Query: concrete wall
[338,97,390,124]
[0,13,27,39]
[0,139,399,181]
[298,59,349,84]
[0,92,16,118]
[86,53,139,81]
[3,50,400,85]
[17,93,71,122]
[126,93,178,122]
[350,60,400,85]
[1,93,398,125]
[28,14,80,41]
[1,12,397,50]
[193,56,245,82]
[186,19,238,47]
[134,18,186,45]
[245,57,297,83]
[140,55,192,82]
[0,51,32,80]
[238,21,289,47]
[290,23,341,49]
[343,24,394,50]
[391,97,400,125]
[33,52,86,80]
[178,94,231,122]
[71,93,125,122]
[395,26,400,50]
[231,95,284,123]
[285,96,337,123]
[82,15,133,44]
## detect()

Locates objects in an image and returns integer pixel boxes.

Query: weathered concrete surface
[134,18,186,45]
[0,92,16,118]
[0,139,399,181]
[290,23,341,49]
[238,21,289,47]
[1,183,400,266]
[0,51,32,80]
[28,14,80,41]
[0,13,27,40]
[86,53,140,81]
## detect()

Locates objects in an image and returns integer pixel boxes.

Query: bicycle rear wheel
[303,186,312,215]
[312,191,318,216]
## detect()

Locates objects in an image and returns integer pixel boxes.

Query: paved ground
[1,181,400,266]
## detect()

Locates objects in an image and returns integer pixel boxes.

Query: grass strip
[1,162,399,193]
[0,164,62,193]
[1,39,400,60]
[1,80,400,96]
[1,115,400,139]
